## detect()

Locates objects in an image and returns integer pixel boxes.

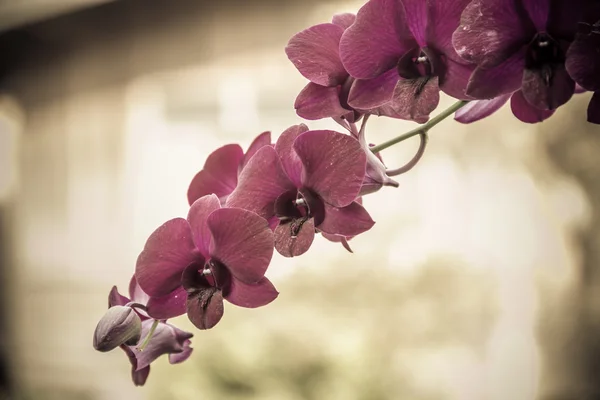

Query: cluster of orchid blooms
[93,0,600,386]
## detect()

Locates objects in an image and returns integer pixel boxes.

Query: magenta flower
[187,131,271,205]
[566,2,600,123]
[226,124,374,257]
[135,194,278,330]
[453,0,582,116]
[339,0,474,123]
[286,14,361,122]
[455,92,556,124]
[98,277,193,387]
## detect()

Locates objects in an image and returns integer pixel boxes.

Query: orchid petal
[521,0,549,31]
[186,287,224,330]
[286,23,348,87]
[295,83,349,120]
[466,48,526,99]
[455,94,511,123]
[187,144,243,205]
[426,0,473,62]
[521,64,575,110]
[294,130,366,207]
[440,58,474,99]
[169,340,193,364]
[452,0,533,68]
[401,0,428,46]
[187,194,221,256]
[226,146,296,219]
[348,69,399,109]
[274,217,315,257]
[240,131,272,171]
[128,320,193,371]
[146,286,188,320]
[109,286,130,307]
[224,277,279,308]
[208,207,273,284]
[318,201,375,237]
[340,0,417,79]
[332,13,356,29]
[136,218,197,297]
[389,76,441,123]
[274,124,309,187]
[566,33,600,92]
[128,276,150,306]
[510,90,555,123]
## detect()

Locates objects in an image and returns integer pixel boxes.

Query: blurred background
[0,0,598,399]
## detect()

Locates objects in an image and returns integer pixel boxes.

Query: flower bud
[93,306,142,352]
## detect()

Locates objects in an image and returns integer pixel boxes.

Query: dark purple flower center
[397,47,440,80]
[525,33,564,84]
[274,189,324,236]
[182,258,231,293]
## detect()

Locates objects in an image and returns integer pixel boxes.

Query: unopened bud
[93,306,142,352]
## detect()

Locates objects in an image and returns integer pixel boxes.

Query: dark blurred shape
[538,96,600,399]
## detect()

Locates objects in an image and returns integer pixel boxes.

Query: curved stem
[385,133,429,176]
[370,100,469,153]
[138,319,159,351]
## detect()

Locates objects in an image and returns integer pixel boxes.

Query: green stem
[138,319,159,351]
[370,100,469,153]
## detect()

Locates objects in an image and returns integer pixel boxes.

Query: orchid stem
[385,133,429,176]
[370,100,469,153]
[138,319,159,351]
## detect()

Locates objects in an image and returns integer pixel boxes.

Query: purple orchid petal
[588,92,600,124]
[321,232,354,252]
[186,286,224,330]
[521,0,549,31]
[566,33,600,92]
[127,320,193,371]
[285,23,348,87]
[226,146,296,219]
[187,144,244,206]
[208,207,273,284]
[547,0,585,40]
[146,286,188,320]
[455,94,511,123]
[389,76,441,123]
[401,0,428,46]
[274,217,315,257]
[136,218,197,297]
[293,130,366,207]
[452,0,533,68]
[426,0,473,62]
[466,48,526,99]
[274,124,309,187]
[340,0,417,79]
[295,83,349,120]
[332,13,356,29]
[240,131,272,171]
[510,90,555,123]
[522,64,575,110]
[131,365,150,387]
[187,194,221,257]
[440,58,474,99]
[169,339,193,364]
[318,201,375,237]
[224,277,279,308]
[348,69,399,109]
[128,275,150,306]
[109,286,130,307]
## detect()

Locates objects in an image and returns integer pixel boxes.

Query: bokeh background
[0,0,598,399]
